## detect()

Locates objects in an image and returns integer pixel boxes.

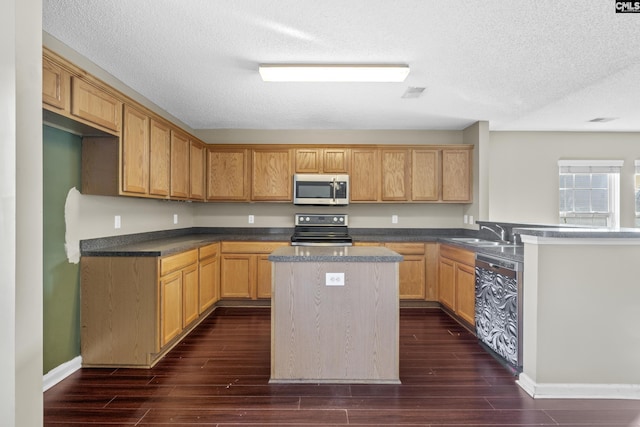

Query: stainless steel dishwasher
[475,253,523,375]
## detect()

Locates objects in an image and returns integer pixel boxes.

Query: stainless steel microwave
[293,174,349,205]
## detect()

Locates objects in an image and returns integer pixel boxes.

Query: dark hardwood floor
[44,307,640,426]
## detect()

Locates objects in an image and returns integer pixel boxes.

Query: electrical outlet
[469,215,474,224]
[391,215,398,224]
[173,214,178,224]
[463,215,469,224]
[248,214,255,224]
[114,215,121,229]
[326,272,345,286]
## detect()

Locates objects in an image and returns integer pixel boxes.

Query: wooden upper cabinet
[251,148,292,201]
[121,105,150,195]
[294,148,349,173]
[411,149,440,201]
[42,57,69,111]
[71,77,122,132]
[442,148,472,202]
[350,148,380,202]
[170,130,190,199]
[149,119,171,197]
[189,141,205,201]
[381,149,410,201]
[206,147,250,201]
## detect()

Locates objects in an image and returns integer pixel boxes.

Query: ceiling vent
[401,87,426,99]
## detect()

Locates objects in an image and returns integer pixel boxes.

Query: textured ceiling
[43,1,640,131]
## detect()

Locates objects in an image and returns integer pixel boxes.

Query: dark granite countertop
[269,246,403,262]
[80,226,526,262]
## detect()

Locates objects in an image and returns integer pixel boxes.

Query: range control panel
[295,213,349,226]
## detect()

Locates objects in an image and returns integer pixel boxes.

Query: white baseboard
[43,356,82,392]
[517,373,640,400]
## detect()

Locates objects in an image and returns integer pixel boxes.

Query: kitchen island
[268,246,403,384]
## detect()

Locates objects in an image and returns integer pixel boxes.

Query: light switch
[326,272,345,286]
[114,215,121,229]
[173,214,178,224]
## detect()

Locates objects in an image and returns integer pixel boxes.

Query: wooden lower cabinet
[81,247,214,368]
[384,243,426,299]
[438,244,476,325]
[219,241,289,299]
[198,243,220,313]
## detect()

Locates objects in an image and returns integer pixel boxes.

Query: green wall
[43,125,82,374]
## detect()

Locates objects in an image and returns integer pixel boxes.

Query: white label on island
[325,272,345,286]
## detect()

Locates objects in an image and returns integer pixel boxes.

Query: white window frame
[558,160,623,228]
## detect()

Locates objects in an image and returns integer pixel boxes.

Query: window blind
[558,160,623,174]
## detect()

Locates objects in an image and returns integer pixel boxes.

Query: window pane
[559,189,568,211]
[591,174,608,188]
[574,189,591,212]
[574,174,591,189]
[559,174,573,188]
[591,189,609,212]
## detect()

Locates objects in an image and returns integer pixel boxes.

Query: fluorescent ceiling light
[259,64,410,82]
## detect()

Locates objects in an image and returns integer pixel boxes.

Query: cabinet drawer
[221,241,288,254]
[160,249,198,276]
[199,243,219,260]
[439,244,475,266]
[385,242,425,255]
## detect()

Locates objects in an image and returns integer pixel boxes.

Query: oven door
[293,174,349,205]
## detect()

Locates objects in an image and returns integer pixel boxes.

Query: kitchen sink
[448,237,520,247]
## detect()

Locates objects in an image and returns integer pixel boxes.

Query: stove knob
[333,217,338,222]
[305,217,310,222]
[339,217,344,222]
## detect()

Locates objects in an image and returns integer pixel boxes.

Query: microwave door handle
[331,177,337,203]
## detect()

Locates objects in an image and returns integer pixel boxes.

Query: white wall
[65,190,195,262]
[3,0,43,425]
[489,132,639,227]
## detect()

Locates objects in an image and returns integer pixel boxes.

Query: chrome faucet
[480,224,507,242]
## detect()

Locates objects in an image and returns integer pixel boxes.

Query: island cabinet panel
[442,149,472,202]
[219,241,289,299]
[411,149,440,201]
[121,104,150,195]
[350,148,380,202]
[198,243,220,313]
[170,130,190,199]
[271,256,400,384]
[42,57,69,111]
[438,244,475,325]
[206,147,250,200]
[251,149,293,201]
[71,76,122,132]
[384,242,426,299]
[149,119,171,197]
[189,140,205,201]
[381,149,410,201]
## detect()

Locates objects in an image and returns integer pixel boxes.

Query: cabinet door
[455,263,476,325]
[323,148,349,173]
[438,257,456,310]
[256,254,273,299]
[220,254,254,299]
[42,58,69,110]
[251,149,292,201]
[170,130,190,199]
[160,270,183,347]
[199,255,219,313]
[397,254,426,299]
[71,77,122,132]
[381,149,410,201]
[121,105,149,195]
[189,141,205,201]
[295,148,322,173]
[149,119,171,197]
[412,149,439,201]
[207,148,249,200]
[350,148,380,202]
[442,149,471,202]
[182,263,199,327]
